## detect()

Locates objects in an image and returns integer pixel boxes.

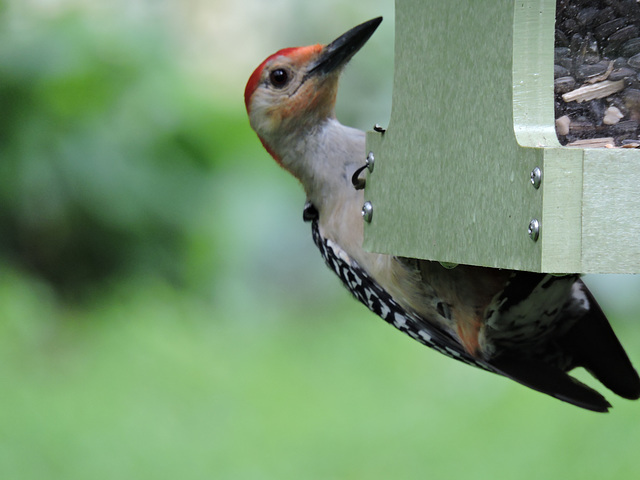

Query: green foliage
[0,10,247,298]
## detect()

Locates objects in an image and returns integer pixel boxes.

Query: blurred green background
[1,1,639,479]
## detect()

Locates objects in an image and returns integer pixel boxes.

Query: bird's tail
[489,281,639,412]
[558,283,640,402]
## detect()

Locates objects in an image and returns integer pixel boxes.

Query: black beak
[308,17,382,76]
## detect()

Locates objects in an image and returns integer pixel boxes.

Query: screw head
[528,218,540,241]
[366,151,375,172]
[362,201,373,223]
[530,167,542,189]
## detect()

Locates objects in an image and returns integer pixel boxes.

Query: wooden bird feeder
[363,0,640,274]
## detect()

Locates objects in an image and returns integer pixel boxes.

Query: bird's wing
[308,212,639,411]
[310,218,487,371]
[484,276,639,411]
[483,271,580,354]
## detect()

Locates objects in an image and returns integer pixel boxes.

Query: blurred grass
[0,1,639,480]
[1,269,639,480]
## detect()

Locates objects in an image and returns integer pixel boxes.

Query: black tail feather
[489,354,612,412]
[489,281,640,412]
[558,284,640,400]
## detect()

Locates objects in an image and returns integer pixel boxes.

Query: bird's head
[244,17,382,163]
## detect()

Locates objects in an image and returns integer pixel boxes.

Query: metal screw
[373,124,386,133]
[528,219,540,241]
[530,167,542,189]
[362,201,373,223]
[366,151,375,172]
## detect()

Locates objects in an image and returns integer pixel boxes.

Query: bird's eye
[269,68,289,88]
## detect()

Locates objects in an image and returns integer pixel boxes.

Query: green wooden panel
[363,0,640,274]
[363,0,545,271]
[582,149,640,273]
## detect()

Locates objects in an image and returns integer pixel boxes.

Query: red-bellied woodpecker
[244,17,640,411]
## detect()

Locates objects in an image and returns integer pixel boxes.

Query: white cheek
[250,110,277,136]
[249,93,282,135]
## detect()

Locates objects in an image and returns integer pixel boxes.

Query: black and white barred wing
[310,219,487,371]
[483,271,580,356]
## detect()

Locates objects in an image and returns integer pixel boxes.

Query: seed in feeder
[554,64,570,78]
[555,76,577,94]
[622,88,640,118]
[613,57,628,68]
[555,1,640,146]
[556,29,569,47]
[585,61,614,84]
[556,115,571,136]
[603,106,624,125]
[611,120,639,136]
[562,79,625,103]
[576,62,608,81]
[588,99,607,124]
[628,52,640,69]
[599,6,616,23]
[570,33,583,54]
[622,37,640,57]
[554,47,571,61]
[608,67,637,81]
[595,18,627,41]
[569,117,596,134]
[580,34,600,64]
[566,137,615,148]
[576,7,599,27]
[561,19,578,37]
[609,25,640,46]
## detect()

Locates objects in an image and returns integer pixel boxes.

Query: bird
[244,16,640,411]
